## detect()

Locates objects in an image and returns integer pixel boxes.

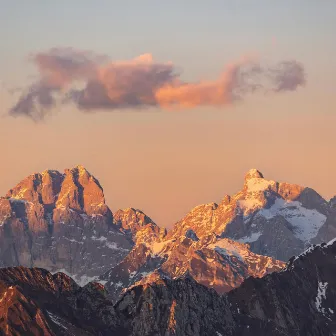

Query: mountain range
[0,165,335,335]
[1,238,336,335]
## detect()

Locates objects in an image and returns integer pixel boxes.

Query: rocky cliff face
[1,239,336,335]
[115,273,236,336]
[0,166,132,284]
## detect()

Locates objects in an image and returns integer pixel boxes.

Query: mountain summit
[0,166,132,284]
[164,169,334,261]
[244,168,264,181]
[6,165,109,216]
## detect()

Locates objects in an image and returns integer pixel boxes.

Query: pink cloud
[9,48,306,120]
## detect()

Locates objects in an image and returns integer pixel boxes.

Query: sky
[1,1,336,227]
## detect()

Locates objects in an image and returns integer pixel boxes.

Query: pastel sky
[1,1,336,227]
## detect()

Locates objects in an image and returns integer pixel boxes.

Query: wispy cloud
[9,48,306,120]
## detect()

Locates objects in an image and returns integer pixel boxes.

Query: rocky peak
[220,194,231,206]
[5,165,107,216]
[244,168,264,182]
[277,182,304,201]
[161,168,333,262]
[242,169,277,196]
[242,170,307,202]
[166,202,218,241]
[114,208,155,232]
[114,208,166,244]
[6,170,63,205]
[56,165,107,215]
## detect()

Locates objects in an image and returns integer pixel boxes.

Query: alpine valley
[0,166,335,335]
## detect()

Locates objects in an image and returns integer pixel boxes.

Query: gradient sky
[1,1,336,227]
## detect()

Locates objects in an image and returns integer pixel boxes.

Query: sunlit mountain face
[1,166,335,307]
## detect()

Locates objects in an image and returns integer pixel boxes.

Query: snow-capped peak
[244,169,264,182]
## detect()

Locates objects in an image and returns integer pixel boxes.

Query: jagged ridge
[1,238,336,335]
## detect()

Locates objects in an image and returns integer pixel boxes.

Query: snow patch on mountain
[91,235,129,251]
[246,177,276,192]
[237,232,262,243]
[47,311,69,331]
[237,199,264,216]
[259,198,326,242]
[54,269,101,286]
[315,281,328,315]
[209,239,250,261]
